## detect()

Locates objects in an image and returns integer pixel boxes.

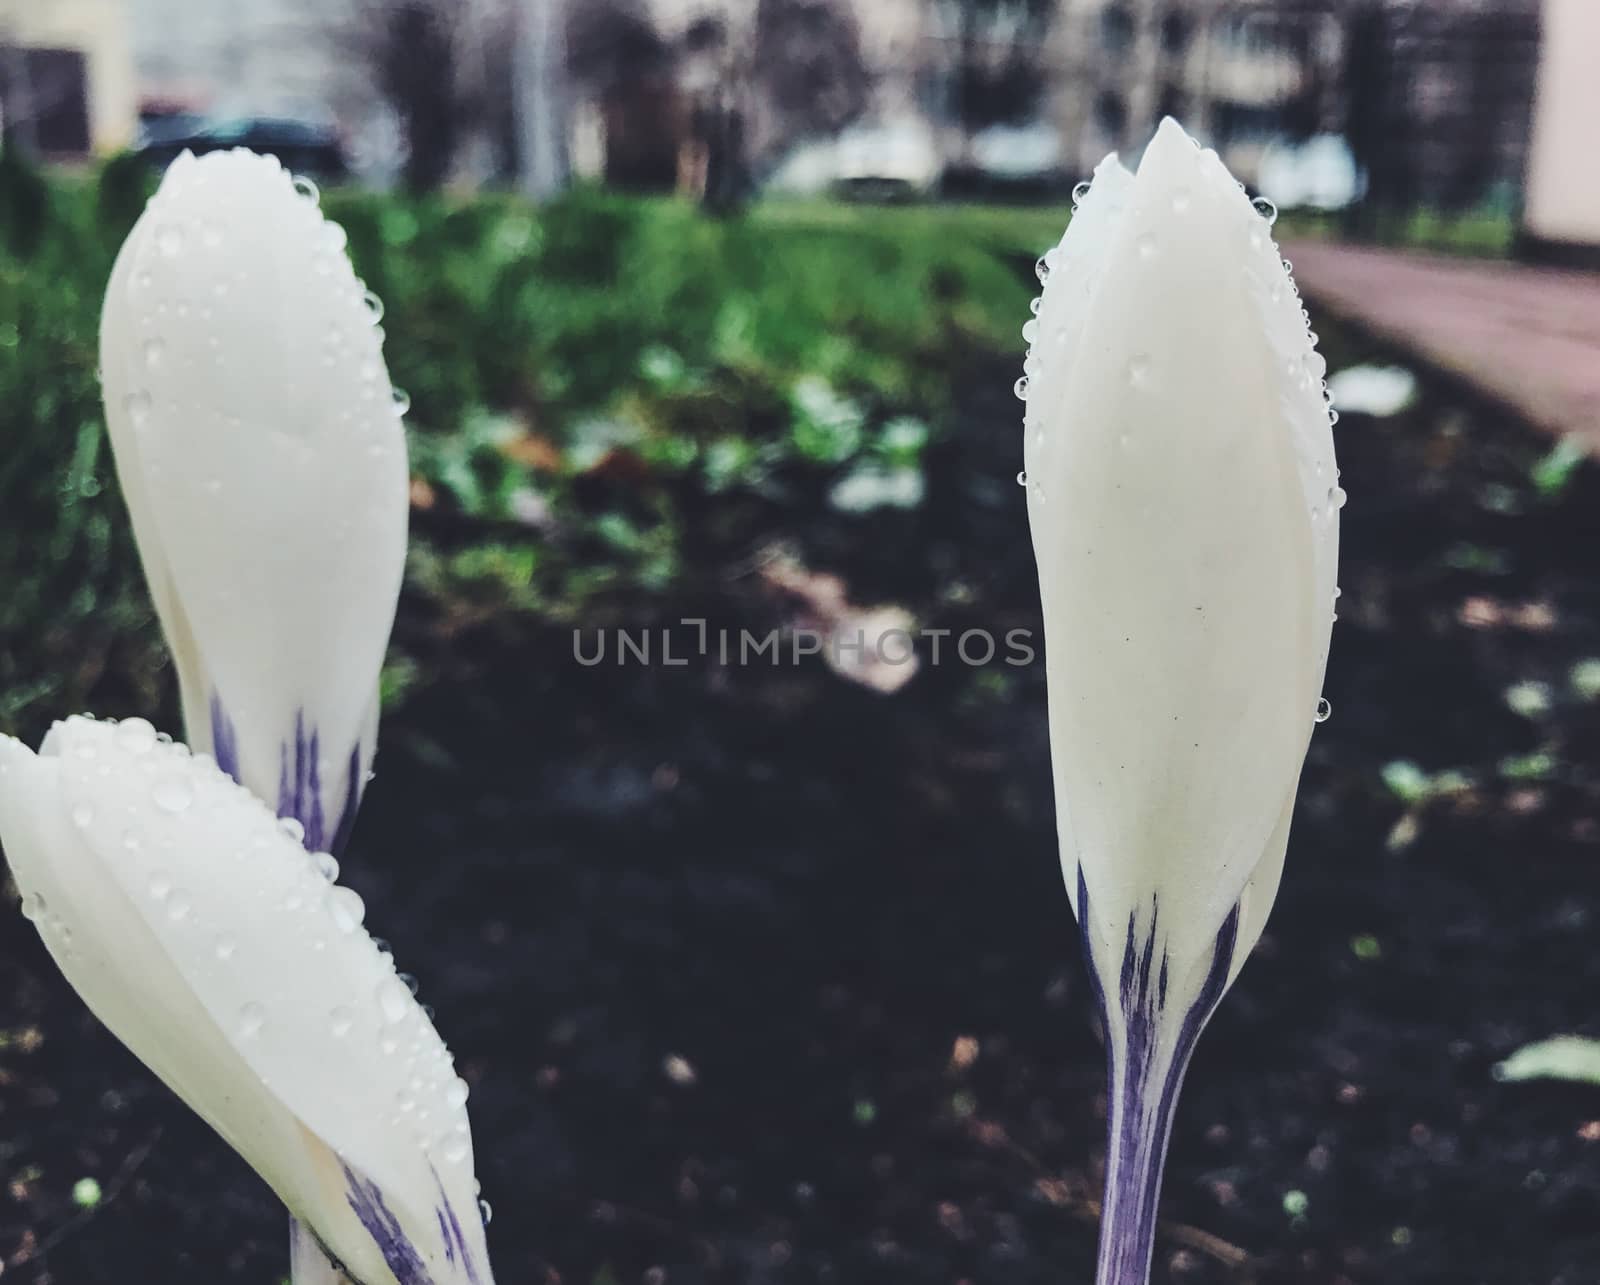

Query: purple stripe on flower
[210,691,241,783]
[431,1163,487,1285]
[330,743,365,856]
[274,712,366,855]
[1077,865,1241,1285]
[342,1162,436,1285]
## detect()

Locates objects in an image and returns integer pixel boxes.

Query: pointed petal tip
[1139,117,1203,179]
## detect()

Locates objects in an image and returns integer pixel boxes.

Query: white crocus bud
[100,150,408,853]
[1021,119,1339,1285]
[0,717,492,1285]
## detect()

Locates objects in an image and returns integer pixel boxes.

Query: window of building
[0,47,92,156]
[1160,12,1191,55]
[1101,4,1135,56]
[1095,89,1128,137]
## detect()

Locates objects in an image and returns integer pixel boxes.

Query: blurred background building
[0,0,1589,253]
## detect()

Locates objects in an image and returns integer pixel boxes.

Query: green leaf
[1492,1036,1600,1087]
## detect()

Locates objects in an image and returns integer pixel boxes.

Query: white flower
[100,150,409,852]
[1020,119,1339,1284]
[0,717,492,1285]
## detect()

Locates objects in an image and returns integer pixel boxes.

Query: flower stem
[1093,1036,1190,1285]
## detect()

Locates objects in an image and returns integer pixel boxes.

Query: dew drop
[124,390,153,429]
[446,1076,470,1109]
[1315,697,1332,723]
[152,778,193,814]
[115,718,157,754]
[1021,319,1039,346]
[378,978,411,1025]
[142,338,166,371]
[399,972,420,997]
[1252,197,1278,225]
[391,387,411,416]
[1072,180,1092,206]
[215,935,236,961]
[277,816,306,844]
[362,290,385,323]
[167,890,192,922]
[1136,233,1156,259]
[326,885,367,935]
[1029,296,1042,316]
[1171,187,1191,213]
[238,1002,266,1039]
[293,175,320,204]
[314,852,340,882]
[71,803,93,829]
[1013,375,1030,401]
[1127,354,1151,386]
[1034,255,1051,285]
[479,1199,493,1226]
[156,224,184,257]
[19,892,45,922]
[1015,470,1028,487]
[1332,486,1348,510]
[330,1005,354,1038]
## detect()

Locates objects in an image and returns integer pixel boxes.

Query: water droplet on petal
[152,779,193,814]
[1315,697,1332,724]
[20,892,45,922]
[330,1006,354,1038]
[277,816,306,844]
[314,852,340,881]
[215,935,236,961]
[479,1199,493,1226]
[156,224,184,257]
[1021,319,1039,346]
[293,175,320,204]
[1252,197,1278,225]
[1072,180,1092,206]
[326,886,366,935]
[1127,354,1151,386]
[1015,470,1028,487]
[238,1002,266,1039]
[71,803,93,829]
[399,972,420,996]
[1029,297,1042,316]
[446,1076,470,1109]
[167,890,192,922]
[391,387,411,416]
[1014,376,1030,401]
[1034,255,1051,285]
[1136,233,1156,259]
[362,290,385,323]
[378,978,411,1025]
[124,390,153,429]
[116,719,157,753]
[142,338,166,371]
[1171,187,1191,213]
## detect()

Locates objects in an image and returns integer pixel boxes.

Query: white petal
[99,150,409,847]
[1026,118,1336,982]
[0,719,491,1285]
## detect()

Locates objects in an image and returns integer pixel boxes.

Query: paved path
[1284,241,1600,445]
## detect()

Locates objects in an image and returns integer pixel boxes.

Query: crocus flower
[0,716,493,1285]
[100,149,409,853]
[1019,119,1339,1283]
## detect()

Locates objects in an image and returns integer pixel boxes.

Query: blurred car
[135,117,348,181]
[833,119,941,200]
[1256,134,1364,212]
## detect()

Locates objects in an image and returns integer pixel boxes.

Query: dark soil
[6,322,1600,1285]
